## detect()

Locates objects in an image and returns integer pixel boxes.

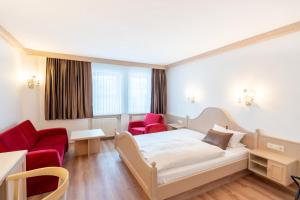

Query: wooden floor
[64,140,295,200]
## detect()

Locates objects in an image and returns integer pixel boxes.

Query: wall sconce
[27,75,40,89]
[187,94,200,104]
[238,89,255,106]
[186,87,201,104]
[187,95,197,103]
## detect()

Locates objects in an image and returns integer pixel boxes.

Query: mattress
[134,129,249,185]
[135,129,226,172]
[157,146,248,185]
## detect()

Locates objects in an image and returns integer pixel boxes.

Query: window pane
[128,68,151,114]
[92,64,123,115]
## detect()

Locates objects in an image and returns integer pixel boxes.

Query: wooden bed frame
[115,107,258,200]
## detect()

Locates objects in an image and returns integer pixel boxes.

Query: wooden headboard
[168,107,258,149]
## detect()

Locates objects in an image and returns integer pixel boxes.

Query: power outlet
[267,142,285,152]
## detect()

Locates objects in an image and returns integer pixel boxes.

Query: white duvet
[134,129,225,172]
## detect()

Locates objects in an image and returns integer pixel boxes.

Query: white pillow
[213,124,246,148]
[226,143,246,150]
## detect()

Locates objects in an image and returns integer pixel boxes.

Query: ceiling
[0,0,300,65]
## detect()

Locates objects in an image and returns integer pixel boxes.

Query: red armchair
[0,120,68,196]
[128,113,167,135]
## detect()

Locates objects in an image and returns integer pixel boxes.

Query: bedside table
[248,149,297,186]
[168,123,185,130]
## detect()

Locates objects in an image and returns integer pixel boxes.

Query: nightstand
[168,123,185,130]
[248,149,297,186]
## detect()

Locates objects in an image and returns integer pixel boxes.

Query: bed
[115,107,258,200]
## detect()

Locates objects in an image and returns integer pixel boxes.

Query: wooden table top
[0,150,27,185]
[70,129,106,141]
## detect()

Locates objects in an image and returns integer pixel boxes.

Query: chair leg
[296,189,300,200]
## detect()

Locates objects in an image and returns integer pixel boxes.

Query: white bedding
[134,129,225,172]
[158,146,248,184]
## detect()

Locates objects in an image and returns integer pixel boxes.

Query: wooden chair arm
[7,167,69,200]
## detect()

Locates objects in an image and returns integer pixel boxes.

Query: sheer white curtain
[128,68,152,114]
[92,63,151,116]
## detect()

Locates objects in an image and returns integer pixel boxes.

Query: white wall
[167,31,300,142]
[0,37,23,131]
[19,55,41,128]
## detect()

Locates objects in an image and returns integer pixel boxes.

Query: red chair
[0,120,68,197]
[128,113,167,135]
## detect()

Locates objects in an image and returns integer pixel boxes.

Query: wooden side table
[0,150,27,200]
[71,129,106,157]
[168,123,185,130]
[248,149,297,186]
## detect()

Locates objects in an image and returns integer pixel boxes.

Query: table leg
[74,138,101,156]
[88,139,90,158]
[74,140,88,156]
[88,138,101,155]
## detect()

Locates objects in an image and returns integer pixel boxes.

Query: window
[127,68,152,114]
[92,65,123,115]
[92,63,151,116]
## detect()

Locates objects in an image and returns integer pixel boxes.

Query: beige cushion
[213,124,246,148]
[202,129,233,150]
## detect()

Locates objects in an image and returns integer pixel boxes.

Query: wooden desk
[70,129,105,157]
[0,150,27,200]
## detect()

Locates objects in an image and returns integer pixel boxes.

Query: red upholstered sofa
[0,120,68,197]
[128,113,167,135]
